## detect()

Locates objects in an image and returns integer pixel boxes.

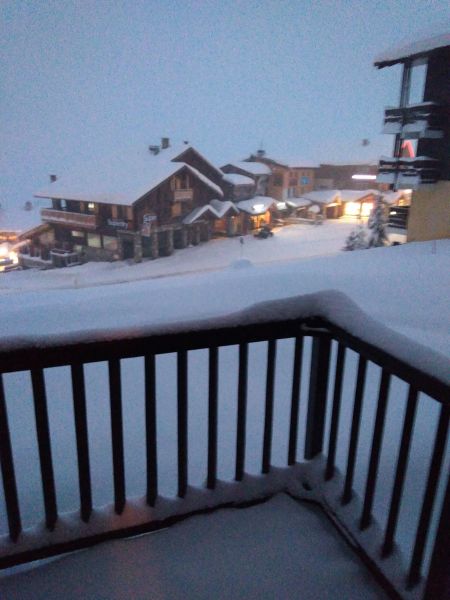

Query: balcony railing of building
[41,209,99,230]
[382,102,444,139]
[377,156,441,189]
[174,189,194,202]
[0,292,448,600]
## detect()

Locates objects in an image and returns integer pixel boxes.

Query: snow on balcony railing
[41,209,98,230]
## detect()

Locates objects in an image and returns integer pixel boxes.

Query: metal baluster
[423,470,450,600]
[71,364,92,522]
[304,337,332,460]
[325,343,346,480]
[360,370,390,529]
[408,404,449,587]
[262,340,277,474]
[288,336,303,466]
[382,386,418,556]
[109,359,125,514]
[207,347,218,489]
[31,368,58,530]
[177,351,188,498]
[0,374,21,540]
[235,343,248,481]
[341,356,367,504]
[145,354,157,506]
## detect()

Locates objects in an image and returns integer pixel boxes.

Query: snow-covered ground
[0,224,448,586]
[1,219,401,293]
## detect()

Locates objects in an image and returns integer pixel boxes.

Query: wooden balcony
[382,103,443,139]
[41,209,99,230]
[0,294,448,599]
[174,189,193,202]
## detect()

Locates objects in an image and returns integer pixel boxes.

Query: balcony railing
[174,189,194,202]
[377,156,441,189]
[0,292,448,600]
[41,209,99,230]
[382,103,443,139]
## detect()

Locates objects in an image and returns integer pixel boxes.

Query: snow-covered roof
[209,199,239,218]
[0,201,51,234]
[34,143,223,206]
[260,156,318,169]
[374,32,450,68]
[381,191,406,205]
[285,198,312,209]
[299,190,341,205]
[223,173,255,186]
[223,161,271,176]
[339,190,376,203]
[183,200,239,224]
[236,196,277,215]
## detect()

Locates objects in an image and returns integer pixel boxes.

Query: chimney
[149,145,160,155]
[50,174,58,183]
[161,137,170,150]
[257,149,266,158]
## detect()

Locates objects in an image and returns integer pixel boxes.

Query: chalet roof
[236,196,277,215]
[223,173,255,186]
[183,200,239,224]
[339,189,376,203]
[299,190,341,205]
[285,198,312,209]
[222,161,272,176]
[34,143,223,206]
[248,155,318,169]
[374,32,450,68]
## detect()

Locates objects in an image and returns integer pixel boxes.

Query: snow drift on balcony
[1,289,448,387]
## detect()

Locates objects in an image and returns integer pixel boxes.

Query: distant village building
[243,150,317,201]
[23,141,242,267]
[374,33,450,242]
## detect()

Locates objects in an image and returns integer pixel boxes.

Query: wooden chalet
[25,140,240,266]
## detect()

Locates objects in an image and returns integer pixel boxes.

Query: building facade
[23,141,235,267]
[375,33,450,241]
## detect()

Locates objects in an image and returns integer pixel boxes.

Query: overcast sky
[1,0,449,207]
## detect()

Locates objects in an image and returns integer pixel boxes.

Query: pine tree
[368,196,389,248]
[343,225,367,251]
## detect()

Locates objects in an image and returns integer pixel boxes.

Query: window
[87,233,101,248]
[273,174,283,186]
[71,230,85,238]
[172,203,182,217]
[301,176,310,185]
[87,202,95,213]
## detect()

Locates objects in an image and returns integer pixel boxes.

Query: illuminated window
[87,202,95,212]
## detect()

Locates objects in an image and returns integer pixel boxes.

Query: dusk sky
[2,1,449,208]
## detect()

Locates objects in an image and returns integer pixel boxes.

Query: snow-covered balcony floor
[1,493,387,600]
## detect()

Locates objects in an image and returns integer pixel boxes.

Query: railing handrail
[1,291,448,401]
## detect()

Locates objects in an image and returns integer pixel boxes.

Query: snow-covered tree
[343,225,367,251]
[368,196,389,248]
